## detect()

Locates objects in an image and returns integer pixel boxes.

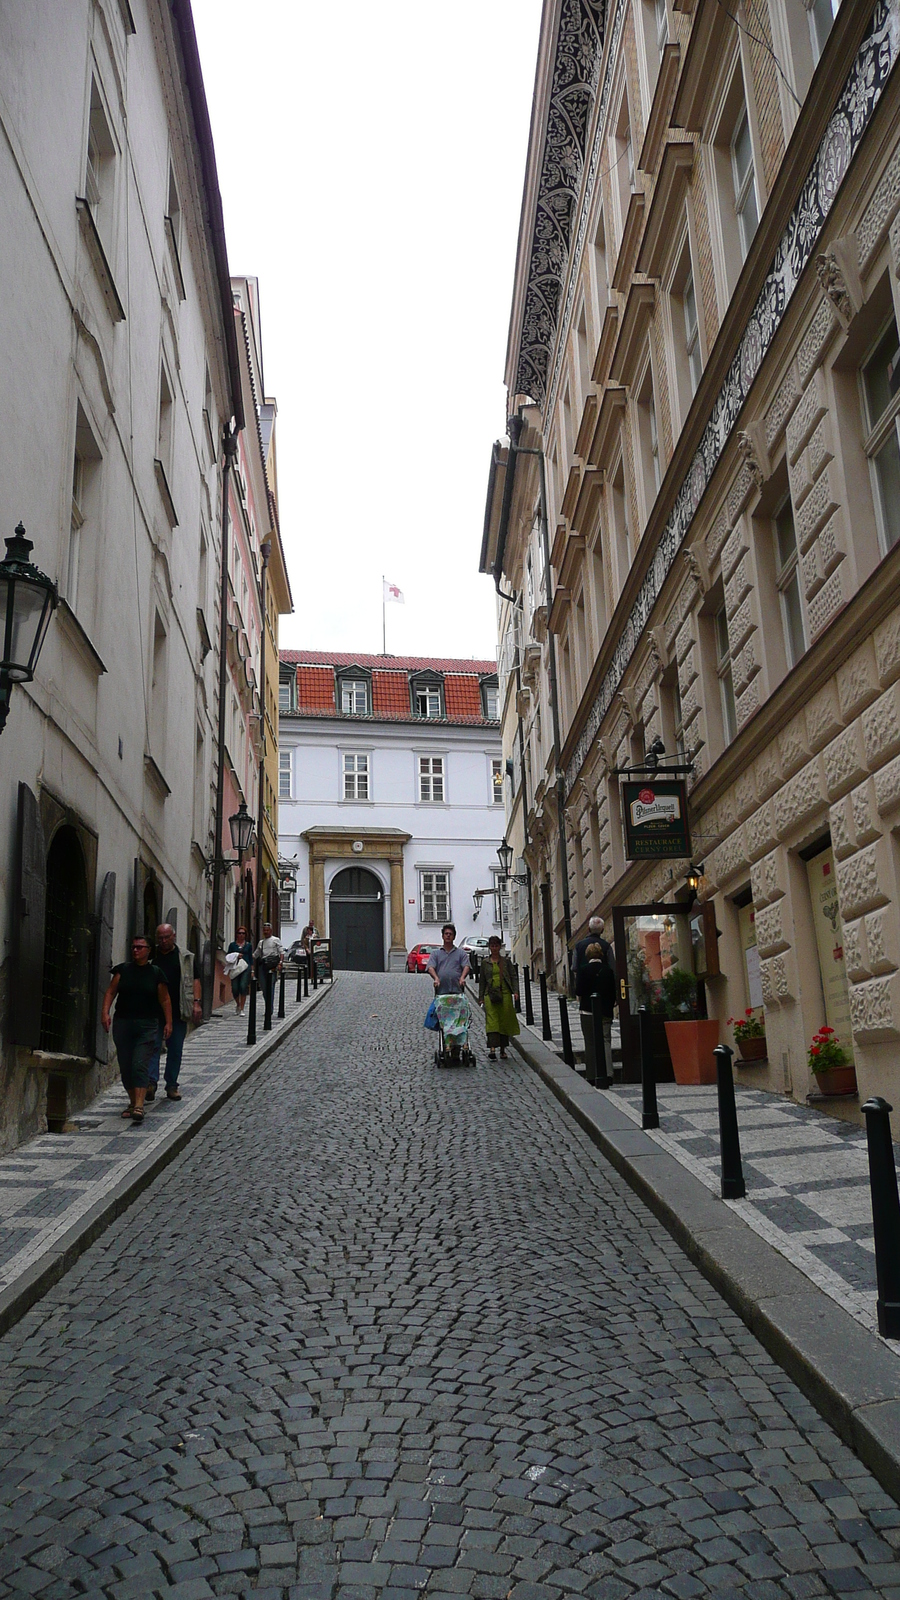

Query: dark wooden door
[329,867,385,971]
[612,903,697,1083]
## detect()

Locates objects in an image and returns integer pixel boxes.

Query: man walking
[571,915,613,983]
[254,921,284,1027]
[147,924,201,1102]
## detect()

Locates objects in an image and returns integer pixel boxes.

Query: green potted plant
[808,1026,856,1095]
[661,966,719,1085]
[729,1007,767,1062]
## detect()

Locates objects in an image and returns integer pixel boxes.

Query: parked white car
[462,935,492,978]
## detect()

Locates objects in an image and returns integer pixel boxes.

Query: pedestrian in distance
[576,941,617,1084]
[426,924,471,1062]
[146,924,201,1101]
[477,935,520,1061]
[101,935,172,1123]
[225,925,253,1014]
[571,915,613,982]
[254,921,284,1024]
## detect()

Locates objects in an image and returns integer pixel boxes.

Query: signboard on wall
[622,780,691,860]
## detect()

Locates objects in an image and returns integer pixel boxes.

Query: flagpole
[382,575,386,655]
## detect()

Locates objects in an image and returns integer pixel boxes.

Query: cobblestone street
[1,974,900,1599]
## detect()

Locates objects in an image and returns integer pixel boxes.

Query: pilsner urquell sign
[622,780,691,860]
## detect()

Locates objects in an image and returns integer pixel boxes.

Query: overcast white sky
[190,0,542,663]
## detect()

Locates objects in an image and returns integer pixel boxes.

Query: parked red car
[407,944,437,974]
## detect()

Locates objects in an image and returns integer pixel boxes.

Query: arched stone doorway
[40,826,91,1056]
[329,867,385,971]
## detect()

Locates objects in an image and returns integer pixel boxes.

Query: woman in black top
[102,936,172,1122]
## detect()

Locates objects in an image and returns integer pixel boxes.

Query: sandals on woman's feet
[131,1108,144,1123]
[121,1106,134,1118]
[488,1052,496,1062]
[500,1051,509,1060]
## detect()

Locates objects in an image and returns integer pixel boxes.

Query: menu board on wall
[738,903,763,1010]
[805,846,854,1065]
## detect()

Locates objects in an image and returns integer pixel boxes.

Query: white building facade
[278,652,504,969]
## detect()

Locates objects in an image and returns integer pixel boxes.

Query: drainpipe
[255,539,271,945]
[205,425,239,1020]
[514,430,573,978]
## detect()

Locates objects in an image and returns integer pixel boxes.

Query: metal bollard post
[296,962,303,1004]
[303,962,309,998]
[862,1097,900,1338]
[591,993,610,1088]
[246,974,257,1047]
[714,1044,746,1199]
[263,971,273,1032]
[278,969,285,1020]
[312,955,318,989]
[639,1006,659,1130]
[524,967,534,1027]
[558,996,574,1067]
[539,971,552,1041]
[513,966,521,1014]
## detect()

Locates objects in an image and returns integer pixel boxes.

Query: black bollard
[558,996,574,1067]
[312,954,318,989]
[524,967,535,1027]
[639,1006,659,1130]
[513,966,521,1014]
[539,972,552,1041]
[296,961,303,1004]
[862,1097,900,1338]
[591,992,610,1088]
[246,974,257,1047]
[278,969,285,1020]
[714,1043,746,1199]
[263,971,273,1031]
[303,962,309,998]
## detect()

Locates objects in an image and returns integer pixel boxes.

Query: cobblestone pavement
[1,973,899,1600]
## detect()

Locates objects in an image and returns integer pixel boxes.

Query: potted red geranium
[808,1025,856,1095]
[729,1007,767,1062]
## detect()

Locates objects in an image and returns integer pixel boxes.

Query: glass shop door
[612,904,701,1083]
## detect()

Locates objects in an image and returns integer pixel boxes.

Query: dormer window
[410,672,444,718]
[336,671,371,715]
[481,678,499,719]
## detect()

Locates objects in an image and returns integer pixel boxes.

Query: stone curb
[513,1026,900,1504]
[0,977,337,1342]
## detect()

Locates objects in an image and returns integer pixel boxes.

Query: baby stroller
[433,993,476,1068]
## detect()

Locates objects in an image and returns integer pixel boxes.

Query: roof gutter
[169,0,245,432]
[491,413,524,601]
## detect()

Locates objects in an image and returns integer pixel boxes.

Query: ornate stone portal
[301,827,411,971]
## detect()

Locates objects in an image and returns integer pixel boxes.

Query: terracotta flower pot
[664,1019,720,1085]
[737,1035,767,1062]
[813,1064,857,1096]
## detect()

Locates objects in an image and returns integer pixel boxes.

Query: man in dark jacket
[576,942,616,1085]
[571,915,613,980]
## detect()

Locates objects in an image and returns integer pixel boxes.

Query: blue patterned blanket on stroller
[435,994,470,1046]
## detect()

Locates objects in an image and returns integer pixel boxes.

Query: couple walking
[101,925,200,1122]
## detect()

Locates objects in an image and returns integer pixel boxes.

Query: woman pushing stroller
[426,925,470,1062]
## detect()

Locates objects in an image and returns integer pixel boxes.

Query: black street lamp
[229,801,255,859]
[497,839,513,878]
[0,524,58,735]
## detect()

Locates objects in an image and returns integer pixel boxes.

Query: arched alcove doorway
[329,866,384,971]
[40,826,91,1056]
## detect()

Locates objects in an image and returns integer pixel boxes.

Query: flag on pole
[383,579,404,604]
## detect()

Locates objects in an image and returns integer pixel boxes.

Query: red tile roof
[372,672,411,717]
[282,649,497,673]
[444,674,483,718]
[296,666,336,712]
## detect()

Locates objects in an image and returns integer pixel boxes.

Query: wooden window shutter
[12,782,46,1048]
[92,871,116,1063]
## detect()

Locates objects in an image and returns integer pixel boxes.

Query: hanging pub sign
[622,779,691,860]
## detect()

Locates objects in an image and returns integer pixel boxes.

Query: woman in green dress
[477,936,520,1061]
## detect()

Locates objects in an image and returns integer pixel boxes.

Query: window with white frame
[683,270,702,392]
[491,867,509,929]
[669,232,703,427]
[413,682,443,718]
[774,497,807,667]
[84,80,115,236]
[610,88,635,244]
[635,359,661,523]
[861,315,900,554]
[482,680,499,719]
[731,106,759,260]
[279,677,293,713]
[809,0,840,60]
[419,756,444,802]
[715,603,738,743]
[419,870,450,924]
[343,753,369,800]
[279,889,294,926]
[278,749,292,799]
[340,677,369,715]
[491,757,504,805]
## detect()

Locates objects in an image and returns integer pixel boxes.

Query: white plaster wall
[278,718,506,959]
